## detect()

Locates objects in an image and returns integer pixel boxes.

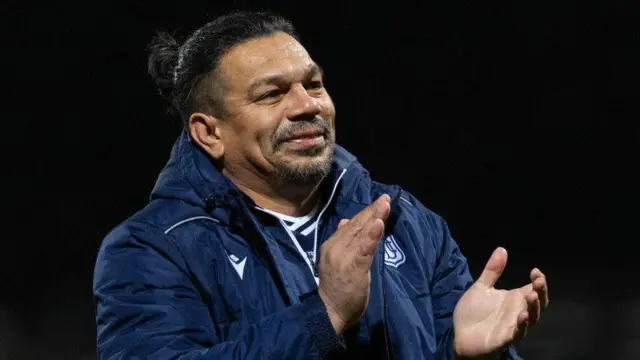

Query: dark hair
[147,11,298,121]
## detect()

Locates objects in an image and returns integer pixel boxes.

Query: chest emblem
[384,235,406,268]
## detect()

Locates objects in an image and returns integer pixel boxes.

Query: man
[94,11,549,359]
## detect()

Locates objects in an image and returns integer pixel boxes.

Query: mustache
[272,117,331,146]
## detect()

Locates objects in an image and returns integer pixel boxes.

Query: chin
[287,152,332,171]
[283,141,333,162]
[274,145,334,186]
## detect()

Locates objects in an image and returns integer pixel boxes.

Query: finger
[512,311,529,343]
[342,196,389,248]
[378,196,391,221]
[363,219,384,255]
[350,194,391,228]
[324,219,352,248]
[369,194,391,220]
[368,218,385,242]
[358,219,384,265]
[526,291,541,325]
[531,268,549,309]
[476,247,508,287]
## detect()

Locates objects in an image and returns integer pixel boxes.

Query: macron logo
[227,253,247,280]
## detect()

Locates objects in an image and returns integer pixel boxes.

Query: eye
[259,89,283,100]
[307,80,323,89]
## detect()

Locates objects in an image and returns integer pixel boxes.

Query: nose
[285,84,321,120]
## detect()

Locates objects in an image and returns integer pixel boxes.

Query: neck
[223,169,324,216]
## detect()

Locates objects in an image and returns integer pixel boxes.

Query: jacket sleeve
[93,226,344,360]
[402,193,522,359]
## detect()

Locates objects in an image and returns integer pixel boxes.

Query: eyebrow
[247,63,324,94]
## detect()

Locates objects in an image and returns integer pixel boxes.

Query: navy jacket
[93,131,521,359]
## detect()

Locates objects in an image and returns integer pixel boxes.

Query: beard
[272,143,335,187]
[271,117,336,187]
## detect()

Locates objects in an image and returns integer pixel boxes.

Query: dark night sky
[4,1,639,359]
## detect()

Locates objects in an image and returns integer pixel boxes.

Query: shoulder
[98,199,208,248]
[94,199,224,279]
[370,182,474,286]
[370,181,453,252]
[371,181,447,230]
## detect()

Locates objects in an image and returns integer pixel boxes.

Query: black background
[4,0,639,359]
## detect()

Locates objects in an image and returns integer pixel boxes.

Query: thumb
[476,247,508,287]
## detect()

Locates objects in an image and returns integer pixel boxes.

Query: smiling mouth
[278,130,326,151]
[280,129,325,143]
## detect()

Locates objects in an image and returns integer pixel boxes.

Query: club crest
[384,235,406,268]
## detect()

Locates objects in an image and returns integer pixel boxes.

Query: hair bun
[147,32,181,102]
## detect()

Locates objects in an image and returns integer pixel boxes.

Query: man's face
[215,32,336,186]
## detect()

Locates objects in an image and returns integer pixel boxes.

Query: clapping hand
[453,247,549,359]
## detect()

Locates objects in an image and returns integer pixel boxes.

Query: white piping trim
[312,168,347,264]
[300,221,318,236]
[399,196,413,207]
[274,168,347,286]
[255,202,320,231]
[164,216,219,234]
[280,218,320,285]
[257,208,301,223]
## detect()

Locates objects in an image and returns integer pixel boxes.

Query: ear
[188,112,224,160]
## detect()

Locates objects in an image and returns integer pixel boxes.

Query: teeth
[290,135,318,141]
[289,135,321,143]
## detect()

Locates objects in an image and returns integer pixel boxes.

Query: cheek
[239,113,281,154]
[319,96,336,118]
[221,116,265,159]
[255,127,275,153]
[321,100,336,130]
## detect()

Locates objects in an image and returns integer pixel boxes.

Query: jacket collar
[150,130,370,225]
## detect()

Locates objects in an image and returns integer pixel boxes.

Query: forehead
[219,32,315,89]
